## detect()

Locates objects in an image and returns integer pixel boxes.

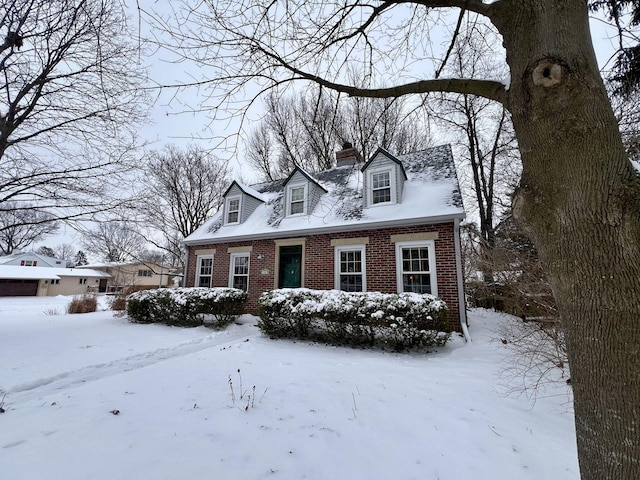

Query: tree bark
[492,2,640,478]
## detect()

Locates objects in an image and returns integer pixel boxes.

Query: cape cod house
[183,144,467,331]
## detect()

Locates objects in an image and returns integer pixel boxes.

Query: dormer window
[226,196,241,224]
[367,167,396,206]
[361,148,407,208]
[287,184,307,216]
[372,171,391,204]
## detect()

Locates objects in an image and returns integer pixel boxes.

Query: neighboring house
[183,143,468,332]
[77,262,175,293]
[0,265,110,297]
[0,251,68,268]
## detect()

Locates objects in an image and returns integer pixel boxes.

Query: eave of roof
[184,212,465,246]
[361,147,408,180]
[223,180,267,203]
[0,266,111,280]
[283,166,329,193]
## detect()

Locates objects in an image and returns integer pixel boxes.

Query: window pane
[402,274,431,294]
[197,257,213,287]
[231,255,249,291]
[232,276,248,291]
[200,258,213,275]
[372,187,391,204]
[399,245,432,294]
[372,172,390,188]
[227,198,240,223]
[291,187,304,202]
[233,256,249,274]
[290,200,304,214]
[340,274,363,292]
[337,248,363,291]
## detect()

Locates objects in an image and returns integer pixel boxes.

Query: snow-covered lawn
[0,296,578,480]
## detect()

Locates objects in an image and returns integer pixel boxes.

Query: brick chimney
[335,142,363,167]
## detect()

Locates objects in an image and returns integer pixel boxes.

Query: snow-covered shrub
[126,287,247,327]
[67,294,98,314]
[258,289,450,350]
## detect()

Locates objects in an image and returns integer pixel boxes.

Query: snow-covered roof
[77,261,171,270]
[0,252,67,267]
[185,144,465,245]
[223,180,269,204]
[0,266,110,280]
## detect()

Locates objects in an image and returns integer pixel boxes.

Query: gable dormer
[222,181,266,226]
[282,167,328,218]
[361,148,408,208]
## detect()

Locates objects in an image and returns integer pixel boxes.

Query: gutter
[183,212,466,246]
[454,217,471,342]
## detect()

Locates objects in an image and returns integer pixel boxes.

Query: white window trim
[225,195,242,225]
[395,240,437,296]
[228,252,250,291]
[286,182,308,217]
[195,254,214,287]
[334,244,367,292]
[366,166,396,206]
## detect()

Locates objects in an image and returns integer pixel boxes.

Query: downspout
[182,244,190,288]
[454,218,471,342]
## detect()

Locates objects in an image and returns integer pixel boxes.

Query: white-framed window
[229,253,250,291]
[367,167,396,205]
[395,240,437,295]
[138,269,152,277]
[225,196,241,224]
[195,255,214,287]
[334,245,366,292]
[78,278,87,285]
[287,183,307,216]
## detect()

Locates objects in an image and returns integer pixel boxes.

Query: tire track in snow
[4,325,256,405]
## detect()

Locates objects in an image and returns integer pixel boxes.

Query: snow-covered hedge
[127,287,247,327]
[258,289,450,350]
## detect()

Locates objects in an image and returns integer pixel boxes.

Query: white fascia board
[183,212,466,246]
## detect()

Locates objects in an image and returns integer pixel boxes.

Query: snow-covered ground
[0,296,578,480]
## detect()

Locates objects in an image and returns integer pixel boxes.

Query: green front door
[278,245,302,288]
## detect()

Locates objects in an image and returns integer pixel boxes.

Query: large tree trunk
[493,2,640,478]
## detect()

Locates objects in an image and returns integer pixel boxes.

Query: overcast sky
[34,7,622,254]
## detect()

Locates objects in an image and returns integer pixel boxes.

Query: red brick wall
[186,223,464,330]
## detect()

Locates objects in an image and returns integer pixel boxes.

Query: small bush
[107,287,135,313]
[67,294,98,314]
[126,287,248,327]
[258,289,450,350]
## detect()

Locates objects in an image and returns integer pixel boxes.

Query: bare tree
[428,18,519,284]
[0,0,149,233]
[150,1,640,478]
[141,145,231,268]
[35,243,76,264]
[53,243,78,265]
[0,203,59,254]
[258,91,340,175]
[81,221,145,263]
[342,92,430,161]
[246,88,430,180]
[35,246,56,258]
[246,124,278,181]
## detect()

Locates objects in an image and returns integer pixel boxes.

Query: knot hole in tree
[532,61,562,87]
